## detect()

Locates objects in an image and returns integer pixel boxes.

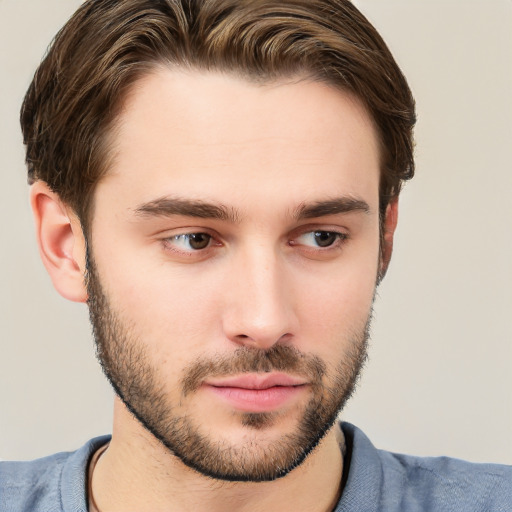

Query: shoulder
[0,452,69,512]
[339,422,512,512]
[0,436,110,512]
[379,447,512,511]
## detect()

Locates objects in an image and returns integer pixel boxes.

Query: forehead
[98,68,381,216]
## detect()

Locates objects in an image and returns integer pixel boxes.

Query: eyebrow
[134,197,240,223]
[133,195,371,223]
[294,197,371,219]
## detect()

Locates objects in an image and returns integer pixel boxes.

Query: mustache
[181,344,326,397]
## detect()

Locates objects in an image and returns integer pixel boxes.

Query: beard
[86,253,371,482]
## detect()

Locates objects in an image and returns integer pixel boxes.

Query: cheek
[94,247,225,364]
[293,248,378,354]
[298,276,374,344]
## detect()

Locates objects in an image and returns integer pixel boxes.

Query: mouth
[202,373,308,413]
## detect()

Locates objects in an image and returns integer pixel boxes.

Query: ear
[30,181,88,303]
[379,198,399,282]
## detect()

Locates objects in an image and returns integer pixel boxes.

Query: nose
[222,246,297,350]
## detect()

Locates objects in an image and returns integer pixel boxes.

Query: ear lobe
[30,182,88,303]
[379,198,399,282]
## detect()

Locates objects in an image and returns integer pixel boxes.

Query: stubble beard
[86,254,371,482]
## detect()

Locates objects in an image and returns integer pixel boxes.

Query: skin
[31,69,398,512]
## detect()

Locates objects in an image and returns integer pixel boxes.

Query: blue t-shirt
[0,423,510,511]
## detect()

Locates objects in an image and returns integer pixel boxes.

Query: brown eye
[293,230,346,249]
[313,231,338,247]
[187,233,211,250]
[166,233,213,252]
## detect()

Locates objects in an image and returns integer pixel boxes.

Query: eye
[165,232,213,252]
[293,230,346,248]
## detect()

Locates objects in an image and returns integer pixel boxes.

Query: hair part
[21,0,415,232]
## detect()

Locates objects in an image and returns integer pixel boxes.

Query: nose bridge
[223,240,295,349]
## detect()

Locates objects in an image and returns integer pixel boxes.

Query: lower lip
[204,385,307,413]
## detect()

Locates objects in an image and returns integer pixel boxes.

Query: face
[86,69,382,481]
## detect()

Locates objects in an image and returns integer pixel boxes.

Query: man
[0,1,510,511]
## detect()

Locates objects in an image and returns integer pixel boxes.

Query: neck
[90,399,345,512]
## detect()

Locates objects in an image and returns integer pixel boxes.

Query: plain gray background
[1,0,511,463]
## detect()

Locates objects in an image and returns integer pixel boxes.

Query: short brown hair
[21,0,415,229]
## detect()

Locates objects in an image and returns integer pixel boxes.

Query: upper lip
[204,373,308,390]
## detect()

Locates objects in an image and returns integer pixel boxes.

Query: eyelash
[162,232,219,255]
[290,230,348,250]
[161,229,348,257]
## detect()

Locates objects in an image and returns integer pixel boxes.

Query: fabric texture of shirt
[0,423,510,511]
